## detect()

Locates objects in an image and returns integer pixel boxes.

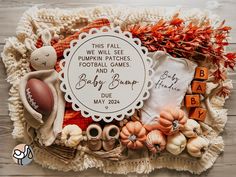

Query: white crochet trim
[1,5,231,174]
[32,135,224,175]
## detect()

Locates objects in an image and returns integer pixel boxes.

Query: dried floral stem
[125,14,236,82]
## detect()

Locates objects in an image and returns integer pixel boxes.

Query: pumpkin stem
[128,134,137,142]
[154,144,161,152]
[193,127,200,136]
[201,147,207,154]
[172,120,179,130]
[66,134,71,140]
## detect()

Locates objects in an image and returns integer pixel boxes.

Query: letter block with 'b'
[185,95,200,107]
[194,67,208,80]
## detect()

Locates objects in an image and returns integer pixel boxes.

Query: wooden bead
[189,107,207,121]
[191,81,206,94]
[185,95,200,108]
[194,67,209,80]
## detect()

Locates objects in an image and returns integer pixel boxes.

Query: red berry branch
[125,14,236,82]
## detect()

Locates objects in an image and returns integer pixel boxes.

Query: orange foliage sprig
[126,14,236,82]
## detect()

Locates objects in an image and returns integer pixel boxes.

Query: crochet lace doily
[1,5,232,175]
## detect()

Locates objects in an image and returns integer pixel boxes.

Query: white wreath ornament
[59,26,153,122]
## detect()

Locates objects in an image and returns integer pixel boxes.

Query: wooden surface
[0,0,236,176]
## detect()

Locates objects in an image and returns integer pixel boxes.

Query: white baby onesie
[141,51,197,124]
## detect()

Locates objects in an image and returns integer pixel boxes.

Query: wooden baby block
[194,67,209,80]
[185,95,200,107]
[189,107,207,121]
[191,81,206,94]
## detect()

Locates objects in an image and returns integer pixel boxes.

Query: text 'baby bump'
[75,73,139,91]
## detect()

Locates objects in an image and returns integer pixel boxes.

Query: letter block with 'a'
[194,67,209,80]
[191,81,206,94]
[189,107,207,121]
[185,95,200,107]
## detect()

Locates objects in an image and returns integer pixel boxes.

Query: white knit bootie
[86,124,102,151]
[102,124,120,151]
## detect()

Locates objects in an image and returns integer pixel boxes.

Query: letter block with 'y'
[189,107,207,121]
[185,95,200,107]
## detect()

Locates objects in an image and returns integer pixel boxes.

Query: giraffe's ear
[25,38,37,52]
[41,30,52,46]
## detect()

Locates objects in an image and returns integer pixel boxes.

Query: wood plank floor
[0,0,236,176]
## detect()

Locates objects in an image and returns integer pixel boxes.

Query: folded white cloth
[141,51,197,124]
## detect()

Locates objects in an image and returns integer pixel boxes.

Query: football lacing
[26,88,39,110]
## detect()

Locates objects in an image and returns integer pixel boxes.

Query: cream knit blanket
[1,5,233,174]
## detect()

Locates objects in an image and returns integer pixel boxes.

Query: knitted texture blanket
[1,6,233,174]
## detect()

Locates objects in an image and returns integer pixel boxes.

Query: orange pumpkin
[144,107,187,135]
[146,130,166,154]
[120,121,147,149]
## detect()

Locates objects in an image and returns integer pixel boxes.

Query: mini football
[25,78,54,116]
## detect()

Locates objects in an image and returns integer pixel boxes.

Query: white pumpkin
[181,119,202,138]
[166,132,187,155]
[61,124,83,147]
[187,136,209,157]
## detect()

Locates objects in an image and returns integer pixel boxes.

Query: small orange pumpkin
[120,121,147,149]
[144,107,187,135]
[146,130,166,154]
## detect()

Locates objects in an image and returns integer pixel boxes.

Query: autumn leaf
[126,17,235,82]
